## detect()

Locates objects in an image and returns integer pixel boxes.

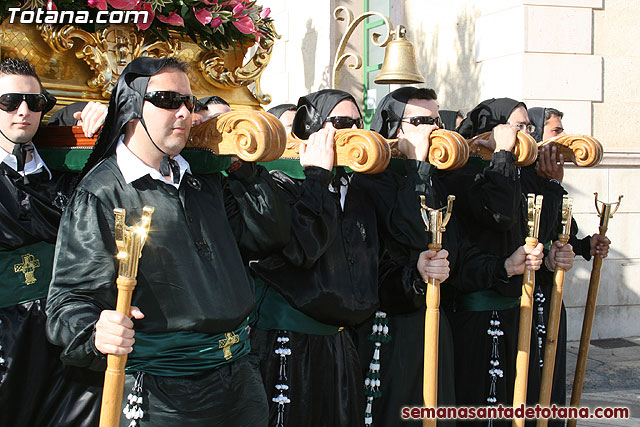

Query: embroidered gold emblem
[14,254,41,286]
[218,331,240,360]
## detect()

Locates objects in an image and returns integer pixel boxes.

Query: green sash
[0,241,55,308]
[253,278,341,335]
[38,148,231,174]
[126,320,251,376]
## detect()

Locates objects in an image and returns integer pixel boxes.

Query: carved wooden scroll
[189,110,286,162]
[388,129,469,170]
[538,135,603,167]
[468,131,539,166]
[33,110,286,163]
[285,129,391,174]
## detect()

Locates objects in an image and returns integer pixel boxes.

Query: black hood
[291,89,360,139]
[370,87,423,139]
[81,57,171,176]
[439,110,460,132]
[527,107,545,142]
[457,97,527,138]
[267,103,296,119]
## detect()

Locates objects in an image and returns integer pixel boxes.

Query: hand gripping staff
[99,206,154,427]
[513,194,543,427]
[537,196,573,427]
[567,193,622,427]
[419,195,454,427]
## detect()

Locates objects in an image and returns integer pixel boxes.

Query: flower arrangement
[0,0,273,49]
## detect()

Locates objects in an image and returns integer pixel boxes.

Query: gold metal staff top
[560,195,574,237]
[527,194,544,239]
[114,206,154,279]
[420,195,455,247]
[594,192,623,229]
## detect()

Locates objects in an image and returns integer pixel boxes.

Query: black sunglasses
[325,116,363,129]
[0,93,48,112]
[144,91,197,112]
[401,116,443,128]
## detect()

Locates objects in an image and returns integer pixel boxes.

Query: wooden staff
[537,196,573,427]
[99,207,154,427]
[419,195,455,427]
[513,194,543,427]
[567,193,622,427]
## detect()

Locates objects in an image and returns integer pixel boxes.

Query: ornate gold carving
[13,254,40,286]
[538,135,604,167]
[218,331,240,360]
[199,22,278,103]
[0,22,275,107]
[189,110,286,162]
[39,24,177,98]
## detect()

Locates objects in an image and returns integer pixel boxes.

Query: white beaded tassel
[364,311,391,427]
[486,311,503,427]
[123,371,145,427]
[273,331,291,427]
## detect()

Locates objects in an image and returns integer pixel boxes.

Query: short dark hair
[203,96,230,107]
[408,88,438,101]
[0,58,45,92]
[544,107,564,122]
[160,57,190,73]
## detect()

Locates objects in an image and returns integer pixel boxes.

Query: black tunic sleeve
[223,162,291,258]
[353,159,435,258]
[45,189,116,371]
[439,151,521,233]
[568,218,592,261]
[265,167,338,268]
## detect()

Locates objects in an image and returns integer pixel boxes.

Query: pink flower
[156,12,185,27]
[201,0,217,4]
[46,0,57,11]
[210,16,222,29]
[134,1,154,31]
[87,0,107,10]
[194,7,212,25]
[232,3,244,17]
[233,15,255,34]
[108,0,139,10]
[259,7,270,19]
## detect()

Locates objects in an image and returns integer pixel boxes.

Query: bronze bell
[374,25,425,85]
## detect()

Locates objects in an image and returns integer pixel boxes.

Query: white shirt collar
[0,143,52,179]
[115,138,191,189]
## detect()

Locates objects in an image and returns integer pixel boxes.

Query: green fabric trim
[253,277,341,335]
[126,319,250,376]
[38,148,91,173]
[38,148,231,174]
[259,158,355,179]
[0,241,55,308]
[468,156,491,168]
[455,290,520,312]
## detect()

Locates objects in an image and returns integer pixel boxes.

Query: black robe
[250,161,434,427]
[46,155,290,371]
[438,152,564,426]
[0,163,102,427]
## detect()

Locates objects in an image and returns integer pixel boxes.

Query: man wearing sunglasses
[0,58,102,426]
[45,57,290,426]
